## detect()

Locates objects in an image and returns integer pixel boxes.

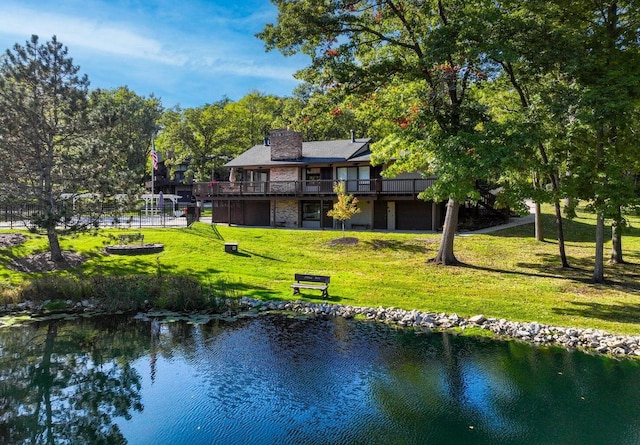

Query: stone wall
[274,200,298,227]
[270,129,303,161]
[269,167,299,194]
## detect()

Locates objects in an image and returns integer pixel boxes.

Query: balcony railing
[193,178,436,198]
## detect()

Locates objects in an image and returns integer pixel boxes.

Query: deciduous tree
[328,181,361,237]
[260,0,503,265]
[89,86,163,189]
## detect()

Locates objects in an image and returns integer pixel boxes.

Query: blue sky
[0,0,309,109]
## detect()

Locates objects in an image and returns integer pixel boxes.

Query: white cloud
[0,4,184,65]
[0,1,307,106]
[201,58,302,81]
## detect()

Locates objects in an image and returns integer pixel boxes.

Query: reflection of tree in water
[366,332,640,445]
[0,317,148,444]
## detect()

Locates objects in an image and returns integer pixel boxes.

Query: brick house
[192,129,447,231]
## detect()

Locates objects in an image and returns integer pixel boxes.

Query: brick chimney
[269,129,303,161]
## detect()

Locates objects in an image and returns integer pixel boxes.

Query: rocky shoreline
[237,298,640,359]
[3,297,640,359]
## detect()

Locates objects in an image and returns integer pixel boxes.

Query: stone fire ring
[105,244,164,255]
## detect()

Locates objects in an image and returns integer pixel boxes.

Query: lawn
[1,205,640,335]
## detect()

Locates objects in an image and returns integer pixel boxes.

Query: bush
[19,275,89,302]
[7,274,239,313]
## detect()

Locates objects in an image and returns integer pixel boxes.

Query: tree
[479,0,575,267]
[157,100,239,183]
[89,87,163,189]
[557,0,640,282]
[277,83,368,141]
[157,93,287,184]
[234,91,287,146]
[260,0,504,265]
[0,36,97,262]
[327,181,361,237]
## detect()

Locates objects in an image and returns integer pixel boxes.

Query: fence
[0,203,194,229]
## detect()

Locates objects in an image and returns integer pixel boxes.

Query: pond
[1,313,640,445]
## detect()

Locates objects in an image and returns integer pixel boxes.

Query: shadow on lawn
[553,301,640,325]
[460,261,593,284]
[515,254,640,291]
[363,239,428,254]
[486,215,597,242]
[461,253,640,295]
[488,213,640,245]
[235,248,282,261]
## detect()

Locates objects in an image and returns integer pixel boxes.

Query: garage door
[396,201,431,230]
[244,201,271,226]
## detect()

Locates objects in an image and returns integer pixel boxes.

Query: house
[147,150,193,204]
[192,129,447,231]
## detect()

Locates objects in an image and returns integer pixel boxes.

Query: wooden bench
[291,274,330,298]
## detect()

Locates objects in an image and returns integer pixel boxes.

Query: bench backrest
[295,273,330,284]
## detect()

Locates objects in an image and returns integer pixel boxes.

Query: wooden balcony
[193,178,436,199]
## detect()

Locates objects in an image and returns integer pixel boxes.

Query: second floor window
[305,167,321,182]
[336,166,370,192]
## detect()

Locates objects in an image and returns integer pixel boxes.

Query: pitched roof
[226,138,372,168]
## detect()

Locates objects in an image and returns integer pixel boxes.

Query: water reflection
[1,314,640,444]
[0,317,145,444]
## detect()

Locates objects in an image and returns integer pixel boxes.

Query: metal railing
[193,178,436,198]
[0,204,192,229]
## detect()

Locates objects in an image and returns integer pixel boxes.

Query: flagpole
[151,139,155,217]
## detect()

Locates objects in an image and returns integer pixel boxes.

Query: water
[1,313,640,445]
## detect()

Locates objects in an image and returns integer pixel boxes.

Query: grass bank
[1,206,639,335]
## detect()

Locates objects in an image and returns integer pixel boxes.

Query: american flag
[150,144,158,171]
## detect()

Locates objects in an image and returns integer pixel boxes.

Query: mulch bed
[328,237,359,246]
[7,251,86,272]
[0,233,26,249]
[1,233,86,272]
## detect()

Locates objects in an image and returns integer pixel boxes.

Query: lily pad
[0,314,33,327]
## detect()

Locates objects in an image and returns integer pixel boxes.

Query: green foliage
[89,86,163,190]
[0,36,161,259]
[0,35,93,258]
[157,100,238,183]
[20,275,90,302]
[156,92,289,183]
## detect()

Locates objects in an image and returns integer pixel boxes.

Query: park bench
[291,273,330,299]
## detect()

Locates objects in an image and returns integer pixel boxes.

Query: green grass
[1,205,640,335]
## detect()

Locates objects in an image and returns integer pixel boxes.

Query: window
[302,201,321,221]
[245,170,268,193]
[305,167,321,181]
[246,170,268,183]
[336,166,370,192]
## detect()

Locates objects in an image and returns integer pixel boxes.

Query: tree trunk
[534,201,543,241]
[610,212,624,264]
[553,199,569,268]
[502,63,568,266]
[538,147,568,267]
[563,197,577,219]
[32,322,58,445]
[431,198,459,265]
[46,225,64,263]
[592,212,605,283]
